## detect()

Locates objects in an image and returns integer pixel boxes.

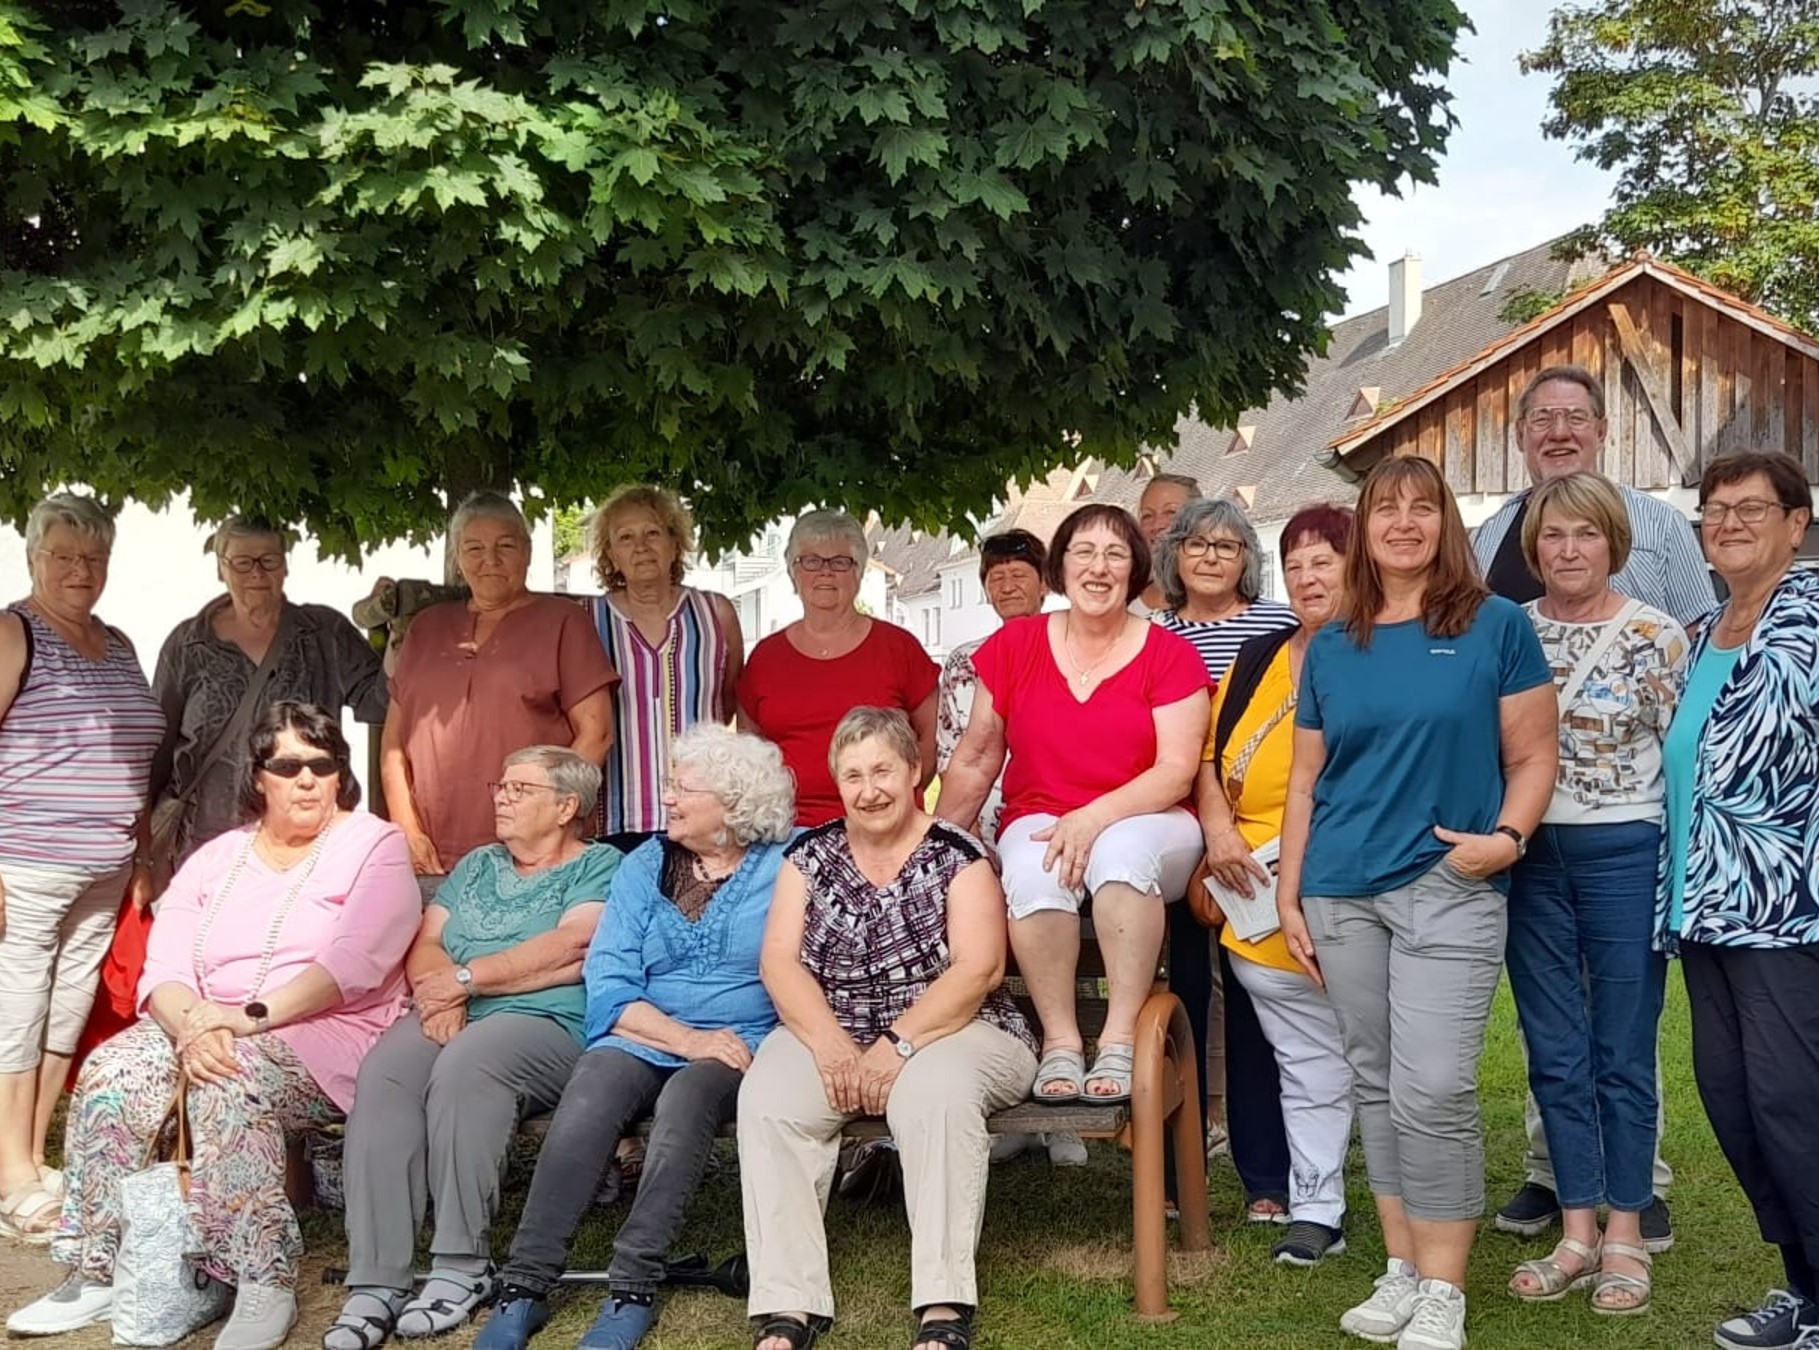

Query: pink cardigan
[138,811,419,1112]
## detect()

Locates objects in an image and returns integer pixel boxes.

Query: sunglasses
[262,755,339,778]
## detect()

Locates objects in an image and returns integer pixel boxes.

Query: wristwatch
[1493,825,1527,860]
[453,964,474,990]
[881,1028,916,1060]
[244,1001,271,1034]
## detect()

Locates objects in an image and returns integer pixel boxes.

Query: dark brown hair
[1044,504,1151,604]
[1700,451,1810,513]
[1342,457,1488,648]
[238,700,362,819]
[978,529,1048,584]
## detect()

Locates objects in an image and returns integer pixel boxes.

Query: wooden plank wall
[1379,276,1819,489]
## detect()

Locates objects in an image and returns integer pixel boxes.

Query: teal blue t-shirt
[1662,640,1744,936]
[1297,596,1552,897]
[435,842,621,1042]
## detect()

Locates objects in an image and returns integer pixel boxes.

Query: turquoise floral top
[435,841,621,1041]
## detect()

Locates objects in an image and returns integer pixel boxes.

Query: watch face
[245,1001,268,1021]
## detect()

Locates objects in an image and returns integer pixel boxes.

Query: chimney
[1388,252,1422,346]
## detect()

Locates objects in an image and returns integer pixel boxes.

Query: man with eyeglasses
[1471,364,1715,1257]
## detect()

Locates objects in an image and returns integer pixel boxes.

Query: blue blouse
[581,834,787,1067]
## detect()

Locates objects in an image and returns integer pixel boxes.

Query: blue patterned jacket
[1658,568,1819,950]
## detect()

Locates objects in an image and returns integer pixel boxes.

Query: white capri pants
[0,860,131,1073]
[997,809,1203,920]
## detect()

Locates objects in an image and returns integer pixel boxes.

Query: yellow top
[1203,642,1303,975]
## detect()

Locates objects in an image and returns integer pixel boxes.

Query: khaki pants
[738,1021,1036,1319]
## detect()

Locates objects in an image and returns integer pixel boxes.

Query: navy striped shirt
[1154,600,1300,685]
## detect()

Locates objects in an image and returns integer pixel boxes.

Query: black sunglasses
[262,755,339,778]
[982,537,1040,560]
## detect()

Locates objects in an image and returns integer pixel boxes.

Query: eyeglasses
[488,779,564,803]
[793,554,858,573]
[225,554,285,574]
[36,548,110,571]
[1697,499,1790,527]
[1063,544,1133,568]
[1179,536,1243,561]
[1520,406,1599,432]
[262,755,338,778]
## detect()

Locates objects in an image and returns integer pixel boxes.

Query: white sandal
[1509,1236,1601,1302]
[1592,1241,1653,1316]
[0,1182,62,1244]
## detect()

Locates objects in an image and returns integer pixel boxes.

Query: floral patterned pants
[50,1020,338,1288]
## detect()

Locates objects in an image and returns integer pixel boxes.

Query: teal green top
[1662,641,1743,936]
[435,841,621,1042]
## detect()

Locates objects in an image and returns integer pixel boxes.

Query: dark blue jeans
[1505,821,1666,1212]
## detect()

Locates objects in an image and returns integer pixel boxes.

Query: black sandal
[752,1314,829,1348]
[912,1309,974,1349]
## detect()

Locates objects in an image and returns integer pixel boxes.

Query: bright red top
[739,619,939,827]
[973,615,1210,827]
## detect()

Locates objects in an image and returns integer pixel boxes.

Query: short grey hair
[785,509,867,568]
[25,492,115,557]
[209,515,290,560]
[670,724,796,845]
[1155,496,1265,608]
[829,706,921,777]
[450,491,532,548]
[503,745,601,826]
[1143,472,1202,502]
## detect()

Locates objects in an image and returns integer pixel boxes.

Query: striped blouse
[1155,600,1299,686]
[590,587,733,835]
[0,602,165,871]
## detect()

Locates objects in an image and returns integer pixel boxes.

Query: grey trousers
[343,1010,580,1288]
[1306,861,1506,1223]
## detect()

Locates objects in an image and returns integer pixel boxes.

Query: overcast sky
[1331,0,1617,319]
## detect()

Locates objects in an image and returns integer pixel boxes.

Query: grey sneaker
[1044,1132,1088,1167]
[6,1275,113,1335]
[1715,1290,1814,1350]
[214,1283,298,1350]
[1340,1260,1421,1342]
[989,1132,1039,1163]
[1398,1281,1467,1350]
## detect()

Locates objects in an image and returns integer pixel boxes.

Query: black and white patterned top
[790,820,1035,1052]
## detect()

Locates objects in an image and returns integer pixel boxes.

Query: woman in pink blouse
[7,702,419,1350]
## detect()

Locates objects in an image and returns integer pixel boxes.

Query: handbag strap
[1556,598,1643,712]
[170,610,288,811]
[141,1072,194,1170]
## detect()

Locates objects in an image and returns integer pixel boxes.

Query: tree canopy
[0,0,1466,557]
[1524,0,1819,332]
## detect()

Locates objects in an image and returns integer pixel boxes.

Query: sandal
[323,1294,402,1350]
[1509,1236,1601,1302]
[395,1269,496,1339]
[1592,1241,1653,1316]
[1032,1047,1084,1104]
[1083,1042,1134,1104]
[752,1313,828,1348]
[0,1182,61,1244]
[912,1308,974,1349]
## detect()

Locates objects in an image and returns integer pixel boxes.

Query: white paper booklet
[1202,836,1282,943]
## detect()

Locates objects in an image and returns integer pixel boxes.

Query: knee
[1390,1057,1476,1132]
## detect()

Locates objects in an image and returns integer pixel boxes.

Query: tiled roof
[1087,237,1602,523]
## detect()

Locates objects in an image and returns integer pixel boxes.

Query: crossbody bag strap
[1556,598,1644,712]
[171,609,290,809]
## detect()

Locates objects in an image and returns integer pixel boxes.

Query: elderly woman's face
[834,735,919,834]
[219,533,288,611]
[1534,507,1613,604]
[491,762,576,850]
[662,760,731,854]
[1176,525,1246,605]
[30,522,111,616]
[1059,521,1133,617]
[985,560,1045,620]
[457,517,532,605]
[257,728,342,836]
[1283,537,1344,630]
[790,537,863,612]
[605,506,678,590]
[1701,471,1807,583]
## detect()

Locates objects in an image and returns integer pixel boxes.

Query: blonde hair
[828,706,920,776]
[1520,472,1633,578]
[591,485,694,590]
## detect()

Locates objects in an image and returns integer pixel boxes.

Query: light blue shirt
[1662,640,1745,936]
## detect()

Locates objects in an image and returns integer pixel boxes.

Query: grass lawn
[285,967,1773,1350]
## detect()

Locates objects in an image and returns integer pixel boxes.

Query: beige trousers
[738,1020,1036,1320]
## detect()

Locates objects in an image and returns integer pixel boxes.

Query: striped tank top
[590,587,732,834]
[0,602,166,870]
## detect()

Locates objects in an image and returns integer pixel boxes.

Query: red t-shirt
[739,620,939,827]
[973,615,1210,828]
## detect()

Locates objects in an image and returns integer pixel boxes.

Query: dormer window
[1346,387,1381,420]
[1225,425,1257,456]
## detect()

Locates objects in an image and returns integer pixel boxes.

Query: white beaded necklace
[191,813,337,1003]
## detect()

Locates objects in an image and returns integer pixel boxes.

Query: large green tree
[1,0,1465,556]
[1524,0,1819,331]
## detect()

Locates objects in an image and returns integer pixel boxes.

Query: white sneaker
[213,1283,297,1350]
[6,1275,113,1335]
[1398,1280,1467,1350]
[1044,1132,1089,1167]
[1339,1260,1421,1342]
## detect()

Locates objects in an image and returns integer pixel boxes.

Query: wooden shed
[1325,256,1819,490]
